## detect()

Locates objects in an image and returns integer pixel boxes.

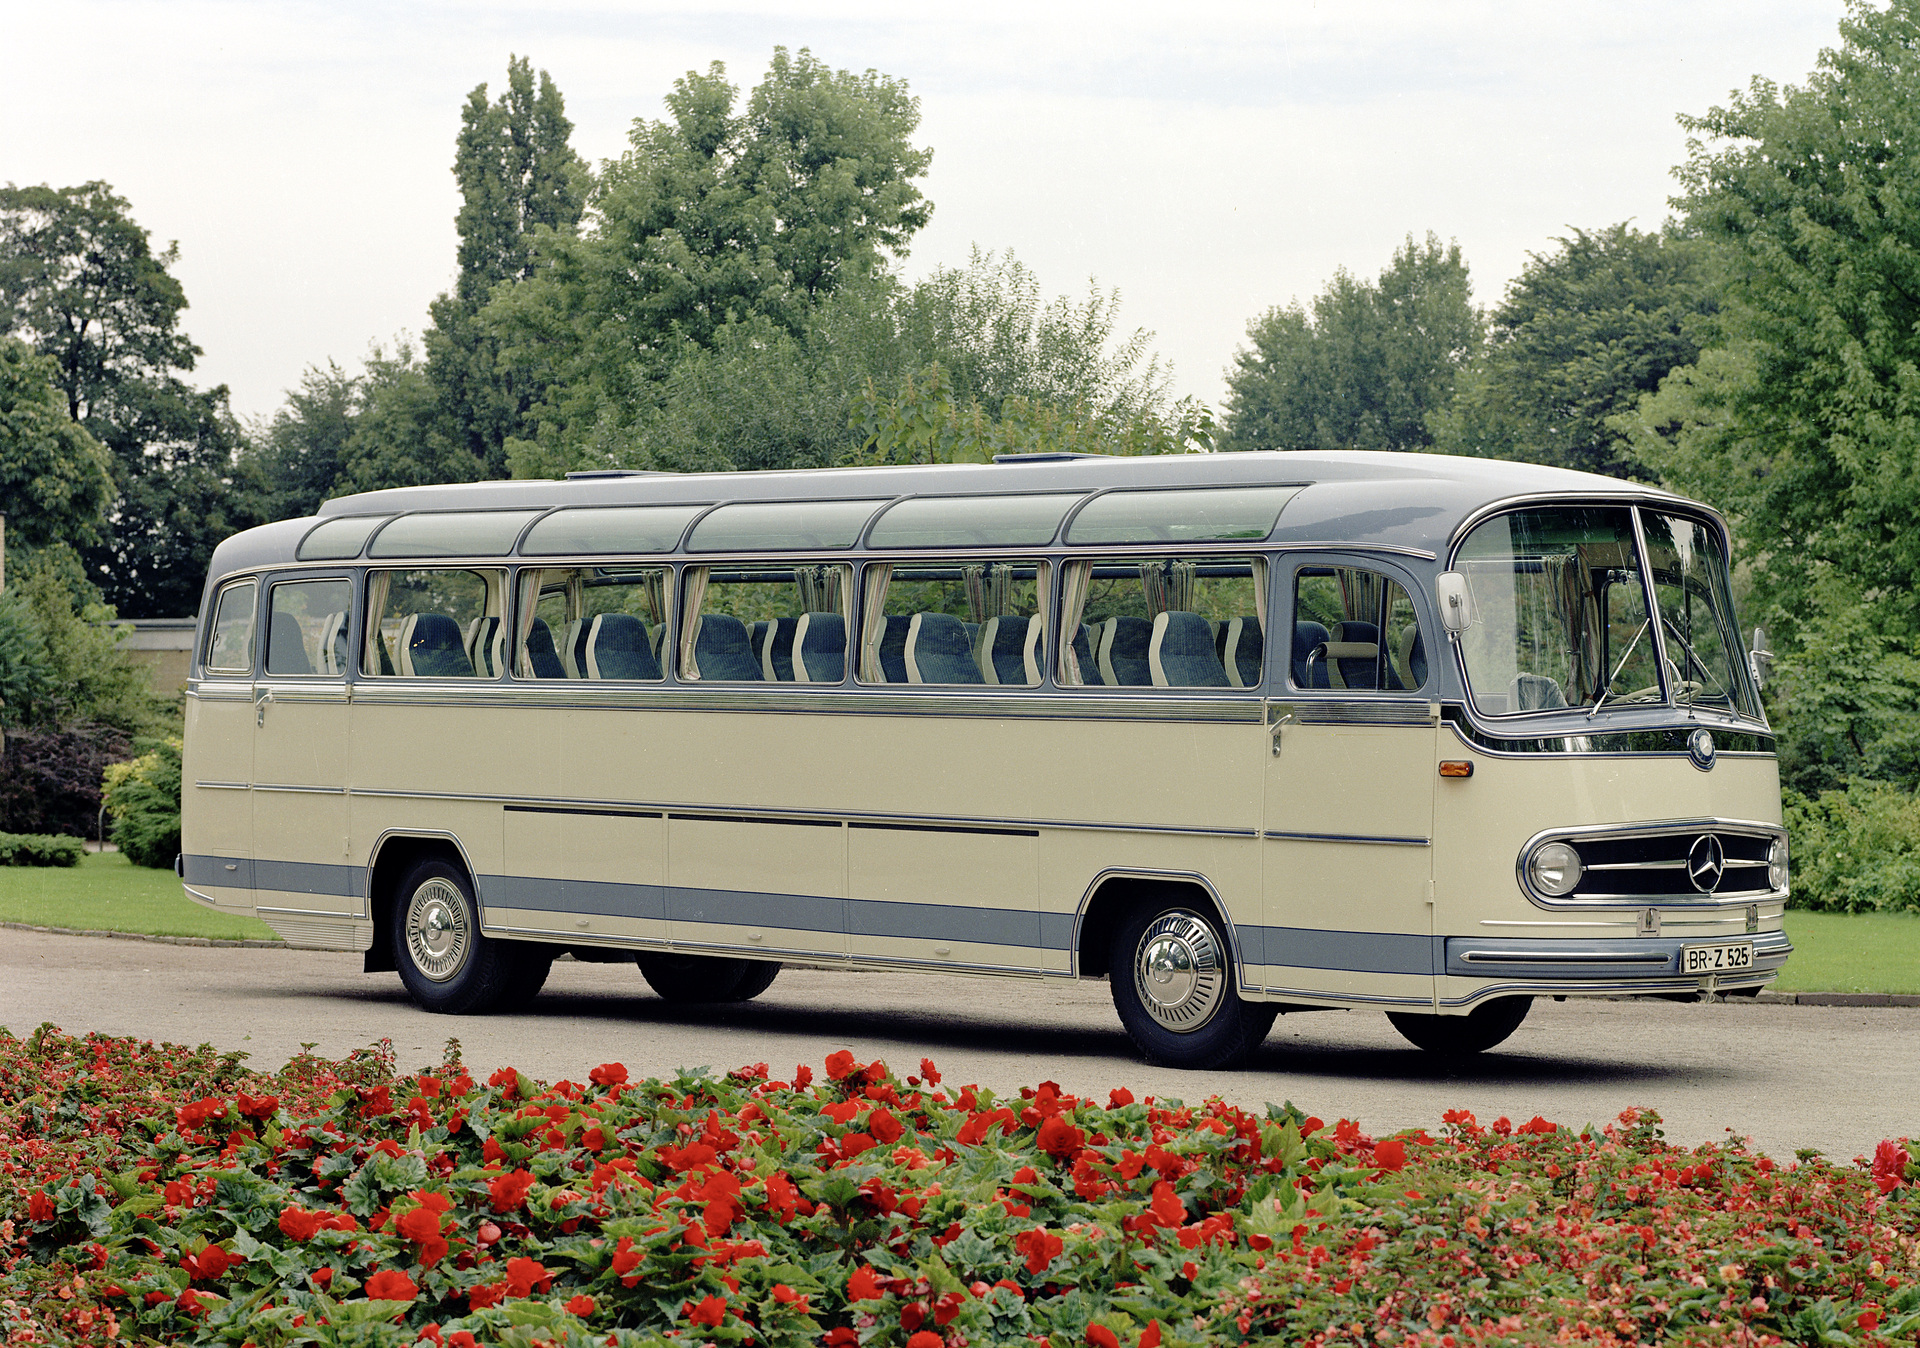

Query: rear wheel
[1387,996,1533,1056]
[1109,903,1276,1069]
[637,953,781,1003]
[392,858,517,1014]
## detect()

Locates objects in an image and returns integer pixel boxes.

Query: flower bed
[2,1024,1917,1346]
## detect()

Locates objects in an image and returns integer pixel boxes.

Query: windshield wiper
[1657,616,1730,703]
[1588,618,1651,719]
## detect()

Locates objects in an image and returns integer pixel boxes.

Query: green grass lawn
[1775,909,1920,994]
[0,852,280,941]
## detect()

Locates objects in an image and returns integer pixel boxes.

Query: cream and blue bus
[178,451,1789,1069]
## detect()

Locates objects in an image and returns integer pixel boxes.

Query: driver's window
[1290,566,1426,693]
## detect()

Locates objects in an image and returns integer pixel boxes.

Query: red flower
[793,1064,814,1088]
[450,1334,478,1348]
[1108,1087,1135,1108]
[1873,1139,1910,1193]
[848,1265,886,1300]
[589,1062,628,1087]
[567,1294,596,1316]
[610,1235,643,1285]
[278,1206,325,1241]
[686,1294,727,1328]
[1149,1181,1185,1229]
[919,1057,941,1085]
[1373,1138,1408,1171]
[181,1243,234,1281]
[1038,1114,1087,1160]
[504,1256,552,1298]
[488,1169,536,1212]
[825,1050,860,1081]
[395,1206,443,1243]
[907,1334,943,1348]
[175,1097,227,1130]
[26,1191,53,1221]
[311,1267,334,1288]
[1516,1116,1557,1135]
[1140,1321,1163,1348]
[1013,1227,1064,1274]
[366,1270,419,1302]
[467,1282,505,1310]
[1087,1327,1121,1348]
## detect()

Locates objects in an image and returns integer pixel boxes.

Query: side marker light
[1438,761,1474,778]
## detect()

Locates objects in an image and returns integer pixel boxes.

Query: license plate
[1683,942,1754,974]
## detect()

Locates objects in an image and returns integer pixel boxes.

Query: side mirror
[1436,572,1473,633]
[1748,626,1775,690]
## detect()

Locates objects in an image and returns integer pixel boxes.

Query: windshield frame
[1445,495,1765,728]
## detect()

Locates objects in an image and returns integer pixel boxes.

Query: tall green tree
[0,336,113,547]
[0,182,263,614]
[1431,224,1718,478]
[1221,234,1481,453]
[246,360,358,520]
[424,56,586,480]
[490,47,934,472]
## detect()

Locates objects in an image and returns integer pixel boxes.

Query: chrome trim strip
[256,904,355,920]
[1264,830,1430,847]
[1582,859,1689,871]
[1574,888,1774,903]
[194,781,250,791]
[1439,972,1776,1007]
[1270,541,1438,561]
[1460,949,1669,965]
[349,786,1259,840]
[188,685,255,702]
[252,783,349,796]
[1258,983,1432,1008]
[1444,490,1723,559]
[181,884,218,904]
[1069,867,1246,983]
[1515,817,1788,912]
[1271,698,1436,728]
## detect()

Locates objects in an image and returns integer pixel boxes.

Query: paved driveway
[2,929,1910,1163]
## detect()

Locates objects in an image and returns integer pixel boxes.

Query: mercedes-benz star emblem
[1688,727,1716,771]
[1688,834,1726,893]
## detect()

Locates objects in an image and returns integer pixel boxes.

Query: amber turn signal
[1438,760,1474,778]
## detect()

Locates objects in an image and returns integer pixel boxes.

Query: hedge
[0,831,86,867]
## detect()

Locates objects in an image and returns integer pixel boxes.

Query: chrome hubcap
[1133,913,1226,1031]
[405,878,469,982]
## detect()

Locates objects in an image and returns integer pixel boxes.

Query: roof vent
[565,468,668,480]
[990,452,1113,465]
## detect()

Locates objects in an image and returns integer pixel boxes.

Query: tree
[0,182,264,614]
[489,47,934,470]
[424,56,586,479]
[1221,234,1481,453]
[1431,224,1718,479]
[0,336,113,547]
[247,360,358,520]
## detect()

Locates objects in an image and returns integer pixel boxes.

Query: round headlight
[1768,836,1789,891]
[1529,842,1584,897]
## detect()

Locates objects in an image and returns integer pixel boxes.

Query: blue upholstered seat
[1149,611,1231,687]
[525,618,565,678]
[877,615,911,683]
[978,615,1033,685]
[1329,620,1380,689]
[760,616,799,681]
[794,611,846,682]
[1220,616,1263,688]
[585,613,661,680]
[905,613,984,684]
[400,613,474,677]
[693,614,762,681]
[1391,624,1428,691]
[1071,623,1105,685]
[316,611,349,675]
[465,615,504,677]
[1509,672,1566,710]
[1098,615,1153,686]
[1292,620,1331,688]
[267,610,312,676]
[750,620,770,667]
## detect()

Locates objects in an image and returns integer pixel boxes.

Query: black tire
[636,952,772,1003]
[1387,996,1533,1056]
[391,858,518,1014]
[499,946,554,1009]
[1108,903,1276,1070]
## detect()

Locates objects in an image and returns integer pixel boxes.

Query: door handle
[1268,705,1296,756]
[254,689,274,728]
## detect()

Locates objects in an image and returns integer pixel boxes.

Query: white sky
[3,0,1846,425]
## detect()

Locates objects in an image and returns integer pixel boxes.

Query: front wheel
[637,953,781,1003]
[1109,904,1276,1069]
[1387,996,1533,1056]
[392,858,519,1014]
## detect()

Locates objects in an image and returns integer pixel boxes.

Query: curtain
[1058,561,1092,685]
[1336,567,1384,627]
[641,569,667,627]
[858,563,893,683]
[1139,561,1168,618]
[676,566,709,680]
[511,569,546,678]
[962,564,988,623]
[363,571,392,676]
[1169,559,1197,613]
[1251,557,1269,636]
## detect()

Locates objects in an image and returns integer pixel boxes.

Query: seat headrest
[904,612,984,684]
[794,611,846,683]
[1148,610,1230,688]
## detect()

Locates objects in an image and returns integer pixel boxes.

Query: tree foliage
[0,336,113,547]
[1221,234,1481,453]
[1432,224,1717,479]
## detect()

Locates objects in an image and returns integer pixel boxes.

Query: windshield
[1454,506,1755,719]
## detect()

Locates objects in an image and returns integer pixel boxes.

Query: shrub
[0,832,85,866]
[0,720,129,837]
[1783,780,1920,912]
[101,736,182,869]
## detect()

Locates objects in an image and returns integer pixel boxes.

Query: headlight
[1529,842,1583,897]
[1769,836,1789,891]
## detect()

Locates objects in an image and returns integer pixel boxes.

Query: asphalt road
[2,929,1911,1163]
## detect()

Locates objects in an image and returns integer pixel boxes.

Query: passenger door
[1260,559,1439,1010]
[252,575,359,933]
[181,578,258,907]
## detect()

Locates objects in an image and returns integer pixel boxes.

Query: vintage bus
[177,450,1790,1069]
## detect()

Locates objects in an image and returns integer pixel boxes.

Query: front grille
[1524,825,1779,903]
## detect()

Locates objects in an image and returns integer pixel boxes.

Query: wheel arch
[1072,868,1249,986]
[362,830,480,973]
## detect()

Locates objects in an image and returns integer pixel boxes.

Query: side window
[856,560,1047,686]
[1290,566,1426,693]
[203,580,257,674]
[679,564,853,683]
[514,566,670,680]
[1058,557,1266,689]
[363,569,504,678]
[266,579,352,677]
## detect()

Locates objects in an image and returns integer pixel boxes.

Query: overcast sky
[4,0,1849,425]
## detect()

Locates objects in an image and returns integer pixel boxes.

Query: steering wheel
[1613,679,1702,705]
